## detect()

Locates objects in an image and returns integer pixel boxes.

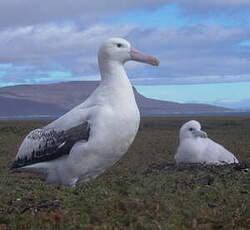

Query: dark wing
[10,121,90,170]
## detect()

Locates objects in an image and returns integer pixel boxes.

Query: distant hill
[213,99,250,111]
[0,81,231,117]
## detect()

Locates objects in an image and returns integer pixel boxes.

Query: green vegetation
[0,116,249,229]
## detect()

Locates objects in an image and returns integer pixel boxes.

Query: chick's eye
[117,43,122,48]
[189,128,194,131]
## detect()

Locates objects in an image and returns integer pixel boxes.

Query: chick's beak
[193,130,207,138]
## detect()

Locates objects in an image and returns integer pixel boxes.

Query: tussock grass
[0,116,249,229]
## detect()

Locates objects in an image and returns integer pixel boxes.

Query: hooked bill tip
[152,57,160,66]
[130,48,160,66]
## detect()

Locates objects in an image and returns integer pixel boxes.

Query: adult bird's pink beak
[130,48,160,66]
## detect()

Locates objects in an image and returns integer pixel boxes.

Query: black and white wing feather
[10,121,90,170]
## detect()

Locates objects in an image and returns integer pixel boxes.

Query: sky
[0,0,250,109]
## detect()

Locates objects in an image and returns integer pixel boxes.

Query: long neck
[99,57,128,82]
[98,57,134,98]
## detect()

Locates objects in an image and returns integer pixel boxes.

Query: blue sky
[0,0,250,109]
[136,82,250,109]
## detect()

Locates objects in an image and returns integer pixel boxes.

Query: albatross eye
[189,128,194,131]
[117,43,122,48]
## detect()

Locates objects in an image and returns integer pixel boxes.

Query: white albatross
[10,37,160,186]
[175,120,239,165]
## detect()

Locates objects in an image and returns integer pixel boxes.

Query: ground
[0,116,249,229]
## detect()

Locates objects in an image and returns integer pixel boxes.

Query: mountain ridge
[0,81,231,116]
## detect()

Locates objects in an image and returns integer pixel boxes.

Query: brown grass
[0,116,249,229]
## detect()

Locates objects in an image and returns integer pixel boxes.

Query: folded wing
[10,121,90,170]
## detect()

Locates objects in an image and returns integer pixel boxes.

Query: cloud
[128,24,250,83]
[0,1,249,31]
[1,22,250,85]
[1,0,250,86]
[0,0,169,29]
[132,74,250,85]
[176,0,250,19]
[1,0,249,26]
[179,0,250,11]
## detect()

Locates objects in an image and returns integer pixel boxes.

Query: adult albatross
[10,37,160,186]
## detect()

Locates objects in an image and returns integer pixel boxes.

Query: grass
[0,116,249,229]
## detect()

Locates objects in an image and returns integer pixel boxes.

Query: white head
[179,120,207,141]
[98,37,160,66]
